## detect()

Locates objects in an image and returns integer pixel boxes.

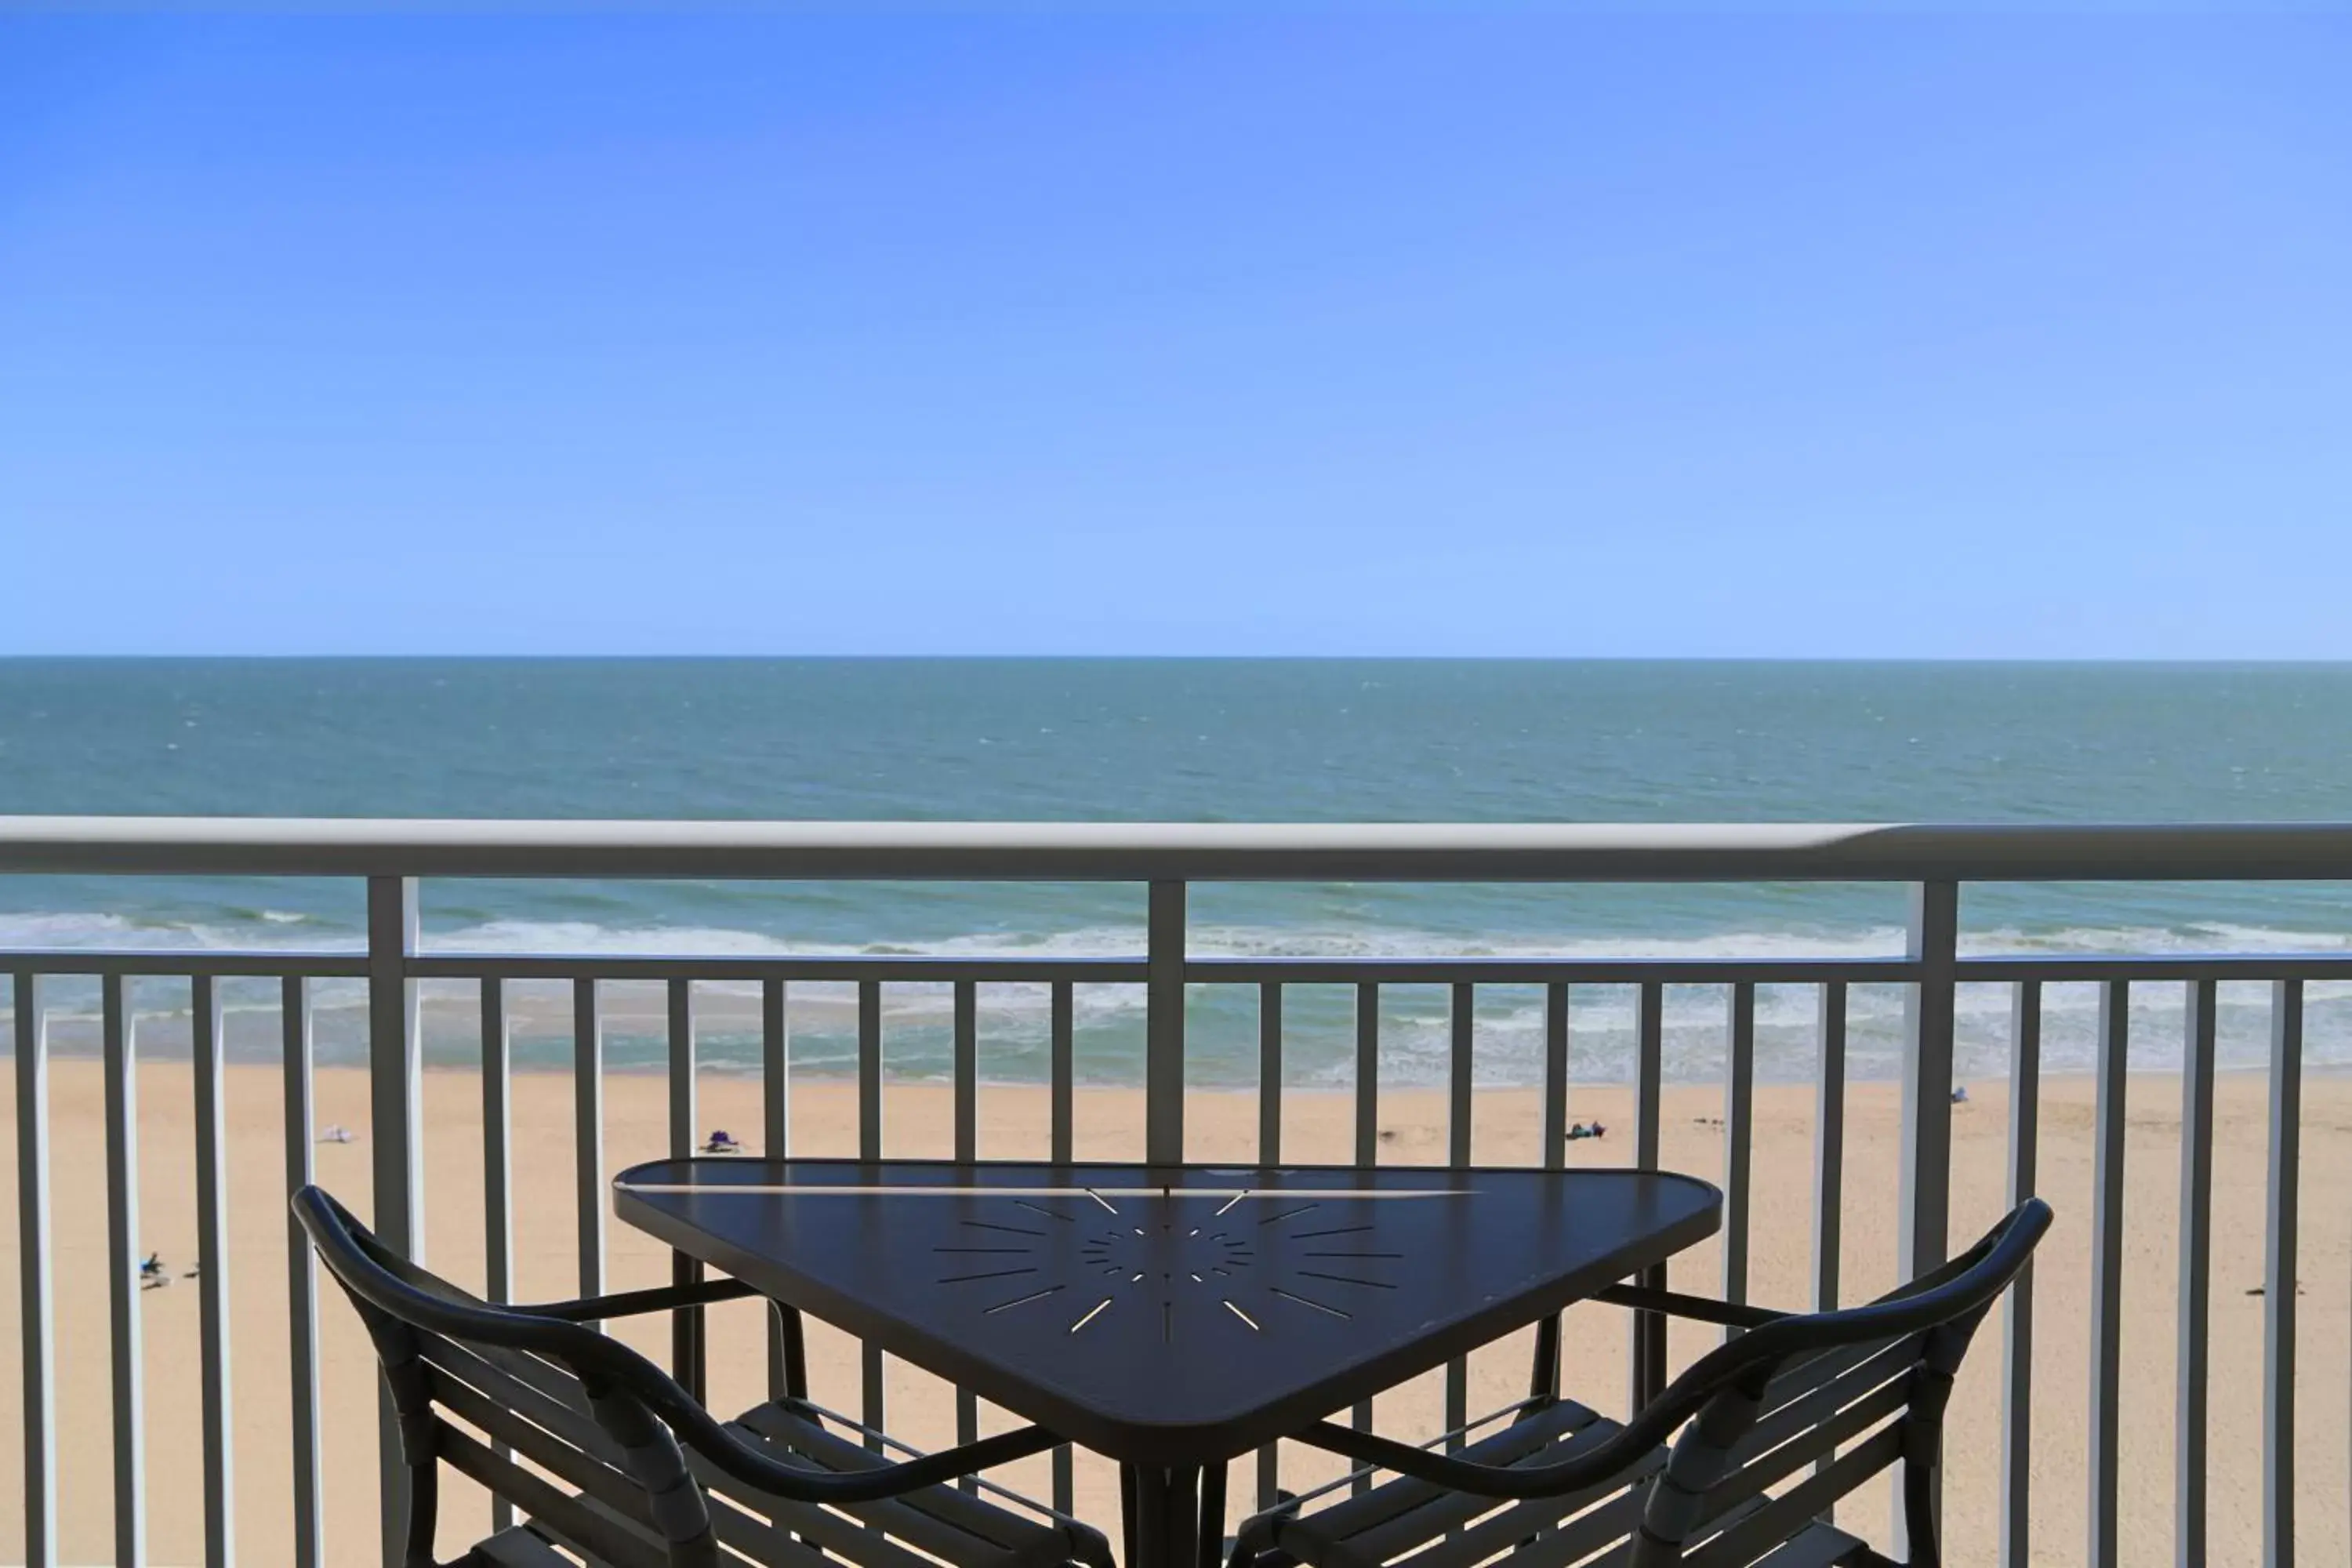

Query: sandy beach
[0,1062,2343,1567]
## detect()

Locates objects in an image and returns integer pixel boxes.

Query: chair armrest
[1247,1396,1555,1521]
[702,1420,1064,1505]
[1294,1416,1660,1502]
[1590,1283,1787,1332]
[522,1276,765,1323]
[779,1395,1101,1534]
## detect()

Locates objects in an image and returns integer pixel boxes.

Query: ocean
[3,658,2350,1087]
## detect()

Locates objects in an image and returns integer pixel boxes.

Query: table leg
[1633,1261,1668,1410]
[1121,1462,1207,1568]
[1197,1461,1225,1568]
[1120,1462,1138,1568]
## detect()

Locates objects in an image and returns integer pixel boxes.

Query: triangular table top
[615,1159,1719,1465]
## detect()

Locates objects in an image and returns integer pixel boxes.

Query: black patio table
[614,1159,1720,1568]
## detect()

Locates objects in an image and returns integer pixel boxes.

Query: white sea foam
[8,909,2350,1084]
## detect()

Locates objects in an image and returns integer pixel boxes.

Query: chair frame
[295,1185,1110,1568]
[1232,1199,2051,1568]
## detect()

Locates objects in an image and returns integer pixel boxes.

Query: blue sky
[2,12,2347,657]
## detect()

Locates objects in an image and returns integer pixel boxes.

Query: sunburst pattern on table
[931,1188,1404,1341]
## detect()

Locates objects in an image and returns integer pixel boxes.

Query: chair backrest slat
[1755,1327,1918,1417]
[1343,1415,1643,1568]
[430,1367,653,1525]
[419,1331,624,1467]
[688,1443,942,1568]
[437,1420,671,1568]
[695,1484,852,1568]
[723,1403,1050,1557]
[1730,1332,1921,1471]
[1683,1425,1904,1568]
[1486,1479,1655,1568]
[460,1333,605,1419]
[1697,1374,1911,1535]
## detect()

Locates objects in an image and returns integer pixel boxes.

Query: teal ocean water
[3,659,2350,1085]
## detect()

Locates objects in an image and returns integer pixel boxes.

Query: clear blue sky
[2,11,2347,657]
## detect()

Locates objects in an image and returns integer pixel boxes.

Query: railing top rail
[5,815,2352,881]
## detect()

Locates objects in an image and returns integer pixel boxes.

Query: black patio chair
[1227,1198,2050,1568]
[295,1185,1116,1568]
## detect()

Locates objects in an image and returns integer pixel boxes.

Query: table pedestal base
[1120,1460,1226,1568]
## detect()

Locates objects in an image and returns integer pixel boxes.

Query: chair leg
[401,1453,440,1568]
[1900,1453,1940,1568]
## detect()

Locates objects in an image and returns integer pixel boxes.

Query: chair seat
[1254,1398,1668,1568]
[454,1390,1102,1568]
[1750,1522,1883,1567]
[1243,1401,1884,1568]
[466,1524,580,1566]
[706,1398,1104,1568]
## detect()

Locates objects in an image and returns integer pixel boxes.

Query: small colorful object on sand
[701,1128,743,1154]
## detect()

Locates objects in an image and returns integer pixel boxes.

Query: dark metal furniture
[612,1159,1722,1568]
[1226,1199,2053,1568]
[294,1185,1116,1568]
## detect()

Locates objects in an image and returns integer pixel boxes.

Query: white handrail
[5,815,2352,880]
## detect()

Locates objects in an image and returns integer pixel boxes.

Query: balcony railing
[0,817,2343,1566]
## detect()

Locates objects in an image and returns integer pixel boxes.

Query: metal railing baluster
[2087,979,2129,1568]
[574,977,604,1307]
[2263,978,2302,1568]
[668,978,703,1399]
[858,978,883,1160]
[481,976,515,1535]
[1051,982,1074,1163]
[14,971,56,1568]
[1050,980,1074,1516]
[1722,982,1755,1338]
[1811,982,1846,1318]
[953,981,978,1163]
[1541,982,1568,1171]
[1258,982,1283,1165]
[1146,881,1186,1166]
[1899,882,1959,1282]
[366,876,423,1567]
[954,981,978,1490]
[2177,979,2217,1566]
[1526,983,1570,1409]
[1352,982,1378,1490]
[761,978,793,1403]
[1257,980,1283,1511]
[860,979,884,1454]
[1447,983,1475,1167]
[2000,981,2039,1568]
[193,975,235,1567]
[1809,980,1846,1514]
[1444,983,1472,1450]
[1630,981,1664,1413]
[282,978,322,1568]
[1894,880,1959,1555]
[103,974,146,1567]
